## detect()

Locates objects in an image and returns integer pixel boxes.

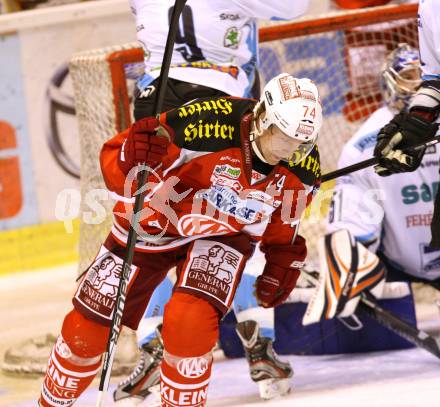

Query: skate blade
[258,378,291,400]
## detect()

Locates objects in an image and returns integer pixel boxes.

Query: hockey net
[70,3,419,273]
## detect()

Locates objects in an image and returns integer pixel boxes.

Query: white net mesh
[71,5,418,272]
[70,42,143,272]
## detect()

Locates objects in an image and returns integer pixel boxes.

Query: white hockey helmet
[381,43,422,111]
[254,73,323,164]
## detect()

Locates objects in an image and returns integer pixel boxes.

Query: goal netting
[70,3,419,273]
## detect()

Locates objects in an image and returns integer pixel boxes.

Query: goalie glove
[373,112,438,176]
[303,229,386,325]
[255,236,306,308]
[374,81,440,176]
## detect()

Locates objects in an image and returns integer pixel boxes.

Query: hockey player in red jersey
[38,72,322,407]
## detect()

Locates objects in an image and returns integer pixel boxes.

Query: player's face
[396,66,421,93]
[258,125,302,165]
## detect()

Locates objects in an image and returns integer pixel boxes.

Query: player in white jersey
[131,0,310,120]
[373,0,440,248]
[114,1,311,404]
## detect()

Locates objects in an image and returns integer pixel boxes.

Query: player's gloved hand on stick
[255,236,307,308]
[119,117,172,175]
[373,112,438,176]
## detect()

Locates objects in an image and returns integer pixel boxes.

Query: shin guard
[39,335,101,406]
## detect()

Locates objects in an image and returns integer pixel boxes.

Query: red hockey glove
[255,236,307,308]
[119,117,172,175]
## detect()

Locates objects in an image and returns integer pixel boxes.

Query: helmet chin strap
[251,139,269,164]
[250,116,270,164]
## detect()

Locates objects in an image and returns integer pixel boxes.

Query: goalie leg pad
[303,229,386,325]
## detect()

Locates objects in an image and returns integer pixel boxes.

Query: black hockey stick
[302,270,440,359]
[96,1,187,405]
[358,293,440,358]
[321,136,440,183]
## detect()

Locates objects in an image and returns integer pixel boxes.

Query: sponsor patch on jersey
[198,185,276,224]
[219,12,240,21]
[353,131,377,152]
[224,27,241,49]
[246,190,281,207]
[286,145,321,185]
[405,212,433,227]
[420,159,439,169]
[169,98,253,152]
[177,214,237,237]
[74,247,137,321]
[220,155,240,163]
[178,98,233,118]
[178,239,244,309]
[211,164,243,192]
[168,61,239,79]
[175,98,237,143]
[213,164,241,179]
[183,119,235,143]
[419,243,440,273]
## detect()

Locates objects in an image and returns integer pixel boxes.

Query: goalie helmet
[253,73,322,165]
[381,43,422,111]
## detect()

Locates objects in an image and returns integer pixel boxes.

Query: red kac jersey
[100,97,321,253]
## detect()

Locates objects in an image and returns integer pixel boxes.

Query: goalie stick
[321,136,440,183]
[96,1,187,406]
[301,270,440,359]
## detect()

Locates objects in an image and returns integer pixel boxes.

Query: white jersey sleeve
[418,0,440,79]
[131,0,309,97]
[328,105,440,280]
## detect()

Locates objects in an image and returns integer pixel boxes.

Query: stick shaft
[322,137,439,183]
[96,2,187,405]
[358,294,440,358]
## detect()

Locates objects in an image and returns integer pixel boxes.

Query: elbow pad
[409,80,440,122]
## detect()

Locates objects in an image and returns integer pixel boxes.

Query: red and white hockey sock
[39,336,101,407]
[160,352,213,407]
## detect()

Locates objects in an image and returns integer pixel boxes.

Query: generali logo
[177,357,209,378]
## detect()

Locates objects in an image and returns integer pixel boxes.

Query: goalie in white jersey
[304,44,440,332]
[373,0,440,247]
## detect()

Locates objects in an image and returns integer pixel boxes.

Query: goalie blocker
[219,229,417,356]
